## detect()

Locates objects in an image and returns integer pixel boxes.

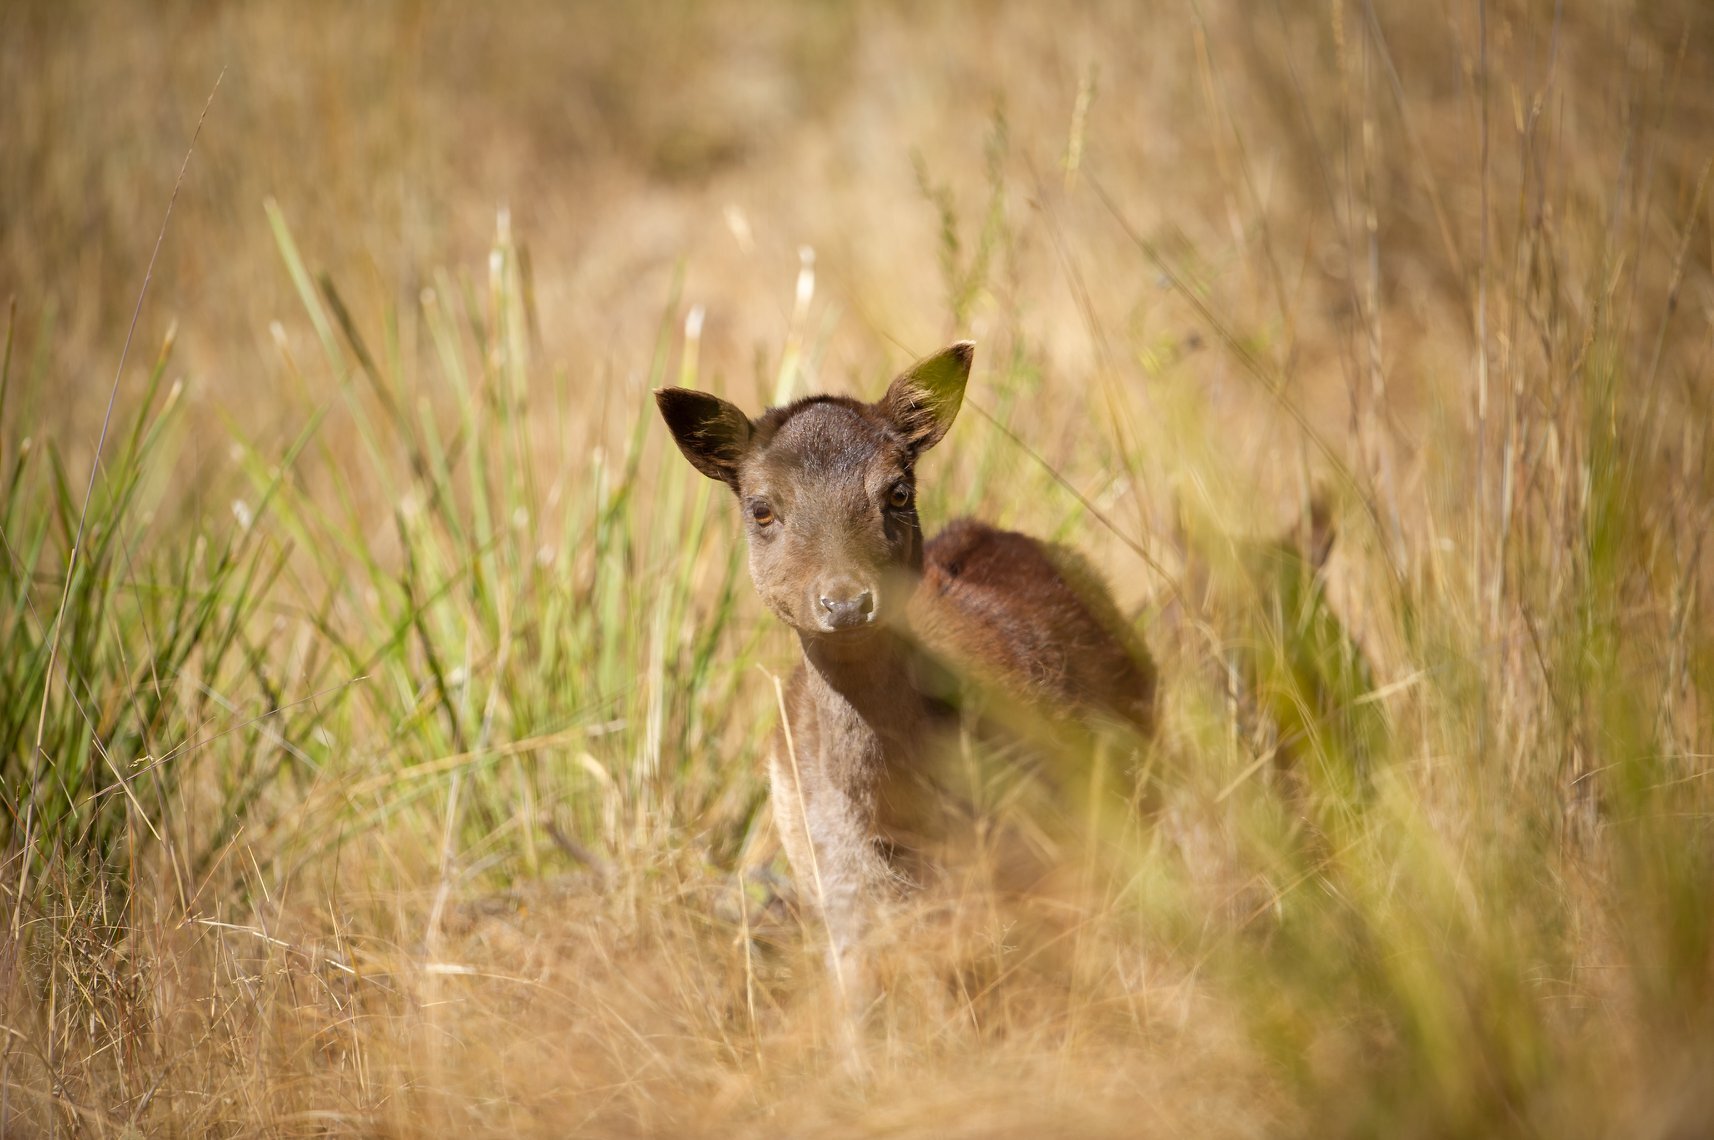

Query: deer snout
[816,581,876,631]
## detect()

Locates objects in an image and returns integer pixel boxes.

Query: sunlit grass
[2,1,1712,1136]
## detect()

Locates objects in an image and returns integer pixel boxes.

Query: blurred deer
[655,341,1155,1026]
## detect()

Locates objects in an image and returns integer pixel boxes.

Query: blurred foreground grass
[2,1,1712,1136]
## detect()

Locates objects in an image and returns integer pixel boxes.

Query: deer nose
[817,586,875,630]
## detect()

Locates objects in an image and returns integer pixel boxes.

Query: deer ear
[655,387,753,490]
[1304,493,1336,570]
[880,340,973,455]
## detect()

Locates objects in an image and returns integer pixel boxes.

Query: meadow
[2,1,1712,1135]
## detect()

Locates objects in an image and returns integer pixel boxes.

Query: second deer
[656,341,1155,1015]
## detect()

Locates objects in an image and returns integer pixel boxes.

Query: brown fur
[655,341,1156,1013]
[914,519,1156,733]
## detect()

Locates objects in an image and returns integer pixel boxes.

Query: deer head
[656,341,972,638]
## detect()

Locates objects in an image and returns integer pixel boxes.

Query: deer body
[656,342,1154,1000]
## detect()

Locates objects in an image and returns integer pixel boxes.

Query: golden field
[2,1,1712,1135]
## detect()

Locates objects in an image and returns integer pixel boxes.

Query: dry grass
[2,0,1713,1135]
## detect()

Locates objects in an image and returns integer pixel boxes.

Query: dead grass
[3,0,1713,1135]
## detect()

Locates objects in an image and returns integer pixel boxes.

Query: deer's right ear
[655,387,754,490]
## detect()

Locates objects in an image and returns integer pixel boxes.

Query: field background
[3,1,1713,1135]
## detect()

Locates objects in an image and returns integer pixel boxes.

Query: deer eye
[748,500,776,526]
[887,482,913,509]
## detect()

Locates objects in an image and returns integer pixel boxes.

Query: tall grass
[2,0,1712,1135]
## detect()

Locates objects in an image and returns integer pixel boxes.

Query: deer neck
[799,627,933,771]
[801,627,920,718]
[795,620,959,864]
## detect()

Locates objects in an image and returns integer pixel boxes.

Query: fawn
[655,341,1155,1011]
[1172,495,1379,801]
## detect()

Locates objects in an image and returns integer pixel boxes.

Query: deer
[654,341,1156,1028]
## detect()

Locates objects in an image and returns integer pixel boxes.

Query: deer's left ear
[1304,493,1336,570]
[880,340,973,455]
